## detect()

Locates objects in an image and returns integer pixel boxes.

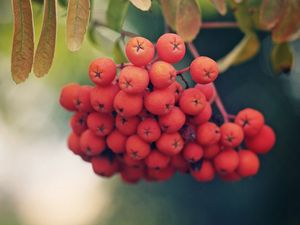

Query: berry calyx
[190,56,219,84]
[88,58,116,86]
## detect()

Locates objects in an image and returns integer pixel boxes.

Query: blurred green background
[1,1,300,225]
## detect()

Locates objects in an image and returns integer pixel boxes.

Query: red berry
[106,130,127,154]
[119,66,149,94]
[194,83,215,101]
[114,90,143,117]
[196,122,221,146]
[126,135,151,160]
[147,166,175,181]
[145,150,170,169]
[91,156,119,177]
[79,130,106,156]
[90,84,119,113]
[203,144,220,159]
[182,142,204,163]
[74,85,93,112]
[235,108,265,137]
[220,122,244,147]
[179,88,207,115]
[156,132,184,156]
[237,150,260,177]
[159,107,186,133]
[120,166,144,184]
[149,61,177,89]
[87,112,114,137]
[165,81,183,102]
[121,153,145,168]
[59,83,80,111]
[115,115,140,136]
[125,36,154,66]
[137,117,161,142]
[156,33,186,64]
[214,148,239,174]
[245,125,276,154]
[190,56,219,84]
[170,154,189,173]
[219,171,241,182]
[67,132,81,155]
[70,112,88,135]
[191,160,215,182]
[88,58,116,86]
[144,89,175,115]
[192,103,212,125]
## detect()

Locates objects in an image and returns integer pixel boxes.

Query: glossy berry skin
[170,154,189,173]
[235,108,265,137]
[106,130,127,154]
[59,83,80,111]
[70,112,88,135]
[192,103,212,125]
[191,160,215,182]
[79,130,106,156]
[91,156,119,177]
[114,90,143,117]
[90,84,119,113]
[179,88,207,115]
[74,85,93,112]
[67,132,81,155]
[214,148,239,174]
[159,107,186,133]
[190,56,219,84]
[144,89,175,115]
[196,122,221,146]
[137,118,161,142]
[125,36,154,66]
[182,142,204,163]
[87,112,114,137]
[245,125,276,154]
[156,132,184,156]
[156,33,186,64]
[237,150,260,177]
[194,83,215,101]
[203,144,220,159]
[119,66,149,94]
[145,150,170,169]
[220,122,244,147]
[121,166,144,184]
[115,115,140,136]
[126,135,151,160]
[88,58,116,86]
[149,61,177,89]
[165,81,183,102]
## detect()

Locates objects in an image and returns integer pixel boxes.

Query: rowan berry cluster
[59,33,276,183]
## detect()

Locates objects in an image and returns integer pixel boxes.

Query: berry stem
[178,74,189,88]
[202,22,238,29]
[176,66,190,75]
[187,42,231,123]
[116,62,133,69]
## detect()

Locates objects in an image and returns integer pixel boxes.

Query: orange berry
[147,166,175,181]
[121,153,145,168]
[149,61,176,89]
[203,144,220,159]
[59,83,80,111]
[70,112,88,135]
[119,66,149,94]
[190,56,219,84]
[170,154,189,173]
[114,90,143,117]
[182,142,204,163]
[88,58,116,86]
[67,132,81,155]
[80,130,106,156]
[158,107,186,133]
[220,122,244,147]
[196,122,221,146]
[179,88,207,115]
[91,156,119,177]
[191,160,215,182]
[87,112,114,137]
[144,89,175,115]
[145,150,170,169]
[156,132,184,156]
[219,171,241,182]
[120,166,144,184]
[192,103,212,125]
[214,148,239,174]
[115,115,140,136]
[165,81,183,102]
[194,83,215,101]
[106,130,127,154]
[126,135,151,160]
[237,150,260,177]
[137,117,161,142]
[74,85,93,112]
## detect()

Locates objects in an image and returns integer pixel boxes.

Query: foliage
[10,0,300,84]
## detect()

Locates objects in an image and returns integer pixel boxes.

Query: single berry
[119,66,149,94]
[121,153,145,168]
[214,148,239,174]
[203,144,220,159]
[220,122,244,147]
[149,61,177,89]
[115,115,140,136]
[159,107,186,133]
[106,130,127,154]
[114,90,143,117]
[59,83,80,111]
[88,58,116,86]
[191,160,215,182]
[165,81,183,102]
[183,142,204,163]
[170,154,189,173]
[235,108,265,137]
[87,112,114,137]
[245,125,276,154]
[145,150,170,169]
[196,122,221,146]
[125,36,155,66]
[74,85,93,112]
[67,132,81,155]
[192,103,212,125]
[126,135,151,160]
[156,132,184,156]
[156,33,186,64]
[120,166,145,184]
[70,112,88,135]
[179,88,207,115]
[147,166,175,181]
[79,130,106,156]
[144,89,175,115]
[219,171,241,182]
[237,149,260,177]
[137,117,161,142]
[194,83,215,101]
[91,156,119,177]
[190,56,219,84]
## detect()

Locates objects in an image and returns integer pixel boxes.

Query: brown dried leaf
[66,0,90,51]
[11,0,34,84]
[160,0,178,31]
[259,0,286,30]
[33,0,57,77]
[210,0,227,16]
[176,0,201,42]
[129,0,151,11]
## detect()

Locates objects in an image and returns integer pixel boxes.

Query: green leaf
[230,0,254,34]
[11,0,34,84]
[129,0,152,11]
[160,0,178,31]
[176,0,201,42]
[33,0,57,77]
[259,0,285,30]
[272,0,300,43]
[106,0,129,32]
[218,34,260,72]
[271,42,293,75]
[210,0,227,16]
[58,0,68,8]
[113,41,127,64]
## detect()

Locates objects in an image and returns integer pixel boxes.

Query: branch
[202,22,238,29]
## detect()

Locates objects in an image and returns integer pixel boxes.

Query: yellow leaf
[66,0,90,51]
[33,0,57,77]
[271,42,293,75]
[129,0,151,11]
[210,0,227,16]
[176,0,201,42]
[160,0,178,31]
[11,0,34,84]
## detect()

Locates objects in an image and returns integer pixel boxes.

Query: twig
[178,74,189,89]
[202,22,238,29]
[176,66,190,75]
